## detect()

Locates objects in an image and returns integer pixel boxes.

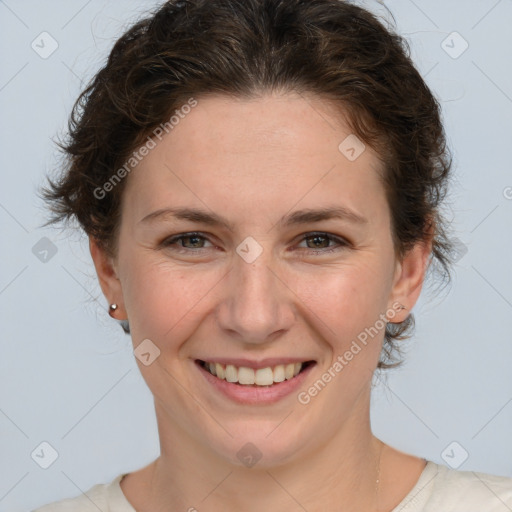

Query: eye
[295,232,349,255]
[161,232,214,253]
[160,231,349,256]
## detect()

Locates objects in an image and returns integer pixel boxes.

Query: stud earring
[385,303,408,325]
[108,303,130,334]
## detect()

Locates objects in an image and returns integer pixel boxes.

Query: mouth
[195,359,316,387]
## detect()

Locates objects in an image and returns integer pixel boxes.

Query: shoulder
[32,474,135,512]
[395,460,512,511]
[430,461,512,507]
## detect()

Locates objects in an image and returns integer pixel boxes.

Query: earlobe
[387,238,432,322]
[89,237,126,317]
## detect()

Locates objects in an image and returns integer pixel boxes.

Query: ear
[387,228,433,322]
[89,237,126,318]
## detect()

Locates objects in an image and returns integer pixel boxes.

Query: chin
[206,424,308,470]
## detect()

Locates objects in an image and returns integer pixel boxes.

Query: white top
[33,460,512,511]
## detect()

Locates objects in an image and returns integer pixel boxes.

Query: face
[92,92,429,468]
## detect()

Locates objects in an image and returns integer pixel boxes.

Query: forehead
[122,92,387,228]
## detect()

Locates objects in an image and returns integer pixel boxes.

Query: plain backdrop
[0,0,511,510]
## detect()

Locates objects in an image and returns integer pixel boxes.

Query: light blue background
[1,0,511,510]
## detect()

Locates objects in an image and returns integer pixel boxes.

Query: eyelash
[161,231,349,256]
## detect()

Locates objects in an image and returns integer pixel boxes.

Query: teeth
[215,363,225,379]
[225,364,237,382]
[273,364,285,382]
[255,367,273,386]
[203,360,308,386]
[238,366,255,385]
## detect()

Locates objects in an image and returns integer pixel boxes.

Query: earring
[108,304,130,334]
[385,304,408,325]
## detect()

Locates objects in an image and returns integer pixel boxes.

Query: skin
[90,91,431,511]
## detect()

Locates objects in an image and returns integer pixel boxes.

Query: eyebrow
[139,205,368,230]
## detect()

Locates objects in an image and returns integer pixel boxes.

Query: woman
[35,0,512,510]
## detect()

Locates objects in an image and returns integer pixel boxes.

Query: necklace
[375,440,384,511]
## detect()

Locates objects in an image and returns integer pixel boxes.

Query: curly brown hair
[41,0,455,369]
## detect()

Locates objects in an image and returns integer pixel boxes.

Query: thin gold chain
[375,440,384,511]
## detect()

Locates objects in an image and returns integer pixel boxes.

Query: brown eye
[179,234,206,248]
[297,232,349,255]
[162,232,213,252]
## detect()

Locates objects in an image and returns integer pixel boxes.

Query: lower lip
[194,360,316,405]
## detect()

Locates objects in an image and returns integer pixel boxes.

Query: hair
[41,0,455,369]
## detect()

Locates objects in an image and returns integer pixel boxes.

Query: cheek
[290,261,390,339]
[297,267,389,392]
[121,256,222,345]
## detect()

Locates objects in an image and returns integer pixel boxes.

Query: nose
[216,248,296,345]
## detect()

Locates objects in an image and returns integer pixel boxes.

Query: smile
[194,357,317,404]
[198,359,315,387]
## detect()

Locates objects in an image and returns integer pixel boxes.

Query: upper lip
[196,357,315,370]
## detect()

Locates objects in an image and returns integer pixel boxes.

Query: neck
[140,393,384,511]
